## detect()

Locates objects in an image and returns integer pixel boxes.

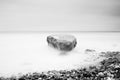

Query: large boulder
[47,34,77,51]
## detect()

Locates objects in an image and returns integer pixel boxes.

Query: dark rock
[47,34,77,51]
[85,49,96,54]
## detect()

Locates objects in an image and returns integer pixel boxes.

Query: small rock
[47,34,77,51]
[85,49,96,53]
[98,72,104,77]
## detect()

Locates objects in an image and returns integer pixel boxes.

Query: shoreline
[0,51,120,80]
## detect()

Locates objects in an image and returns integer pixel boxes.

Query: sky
[0,0,120,31]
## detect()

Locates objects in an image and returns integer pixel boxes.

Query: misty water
[0,32,120,77]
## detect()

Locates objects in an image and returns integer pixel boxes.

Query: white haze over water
[0,32,120,77]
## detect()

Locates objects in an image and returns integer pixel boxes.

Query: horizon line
[0,31,120,33]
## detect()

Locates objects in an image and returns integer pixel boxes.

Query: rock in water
[47,34,77,51]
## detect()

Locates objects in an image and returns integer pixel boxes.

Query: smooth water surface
[0,32,120,77]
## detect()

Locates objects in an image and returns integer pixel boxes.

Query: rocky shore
[0,50,120,80]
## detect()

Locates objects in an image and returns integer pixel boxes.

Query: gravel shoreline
[0,51,120,80]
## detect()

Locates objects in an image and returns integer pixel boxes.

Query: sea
[0,32,120,77]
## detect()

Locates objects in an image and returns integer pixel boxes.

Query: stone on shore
[47,34,77,51]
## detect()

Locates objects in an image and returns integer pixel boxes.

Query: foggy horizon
[0,0,120,31]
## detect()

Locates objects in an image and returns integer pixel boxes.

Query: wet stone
[47,34,77,51]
